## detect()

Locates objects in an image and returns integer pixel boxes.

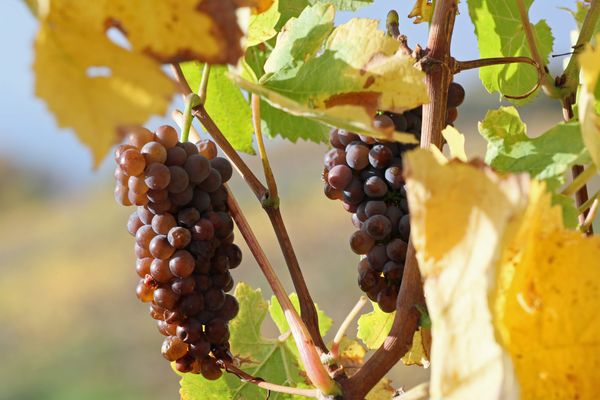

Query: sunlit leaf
[357,301,395,349]
[408,0,433,24]
[578,33,600,168]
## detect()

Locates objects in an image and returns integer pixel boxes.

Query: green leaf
[178,283,308,400]
[467,0,554,104]
[357,301,395,349]
[247,0,280,47]
[269,293,333,338]
[275,0,372,30]
[260,98,329,143]
[180,62,255,154]
[479,106,590,227]
[234,5,428,143]
[310,0,373,11]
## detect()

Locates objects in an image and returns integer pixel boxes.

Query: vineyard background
[1,1,597,399]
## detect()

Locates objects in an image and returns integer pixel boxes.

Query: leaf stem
[171,109,201,142]
[515,0,561,97]
[578,189,600,213]
[197,63,211,105]
[220,360,320,398]
[225,186,340,396]
[330,296,368,359]
[181,93,201,143]
[579,198,599,233]
[251,94,279,207]
[562,164,598,196]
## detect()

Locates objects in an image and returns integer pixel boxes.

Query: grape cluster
[322,82,464,312]
[114,125,241,379]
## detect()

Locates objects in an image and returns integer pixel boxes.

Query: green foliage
[178,283,309,400]
[180,62,255,154]
[357,302,395,349]
[560,1,598,31]
[467,0,554,104]
[479,106,591,227]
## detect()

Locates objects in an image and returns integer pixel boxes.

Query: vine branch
[171,63,328,353]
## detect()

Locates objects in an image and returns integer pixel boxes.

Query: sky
[0,0,581,189]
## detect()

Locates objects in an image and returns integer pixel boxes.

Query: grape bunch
[322,82,464,312]
[114,125,242,379]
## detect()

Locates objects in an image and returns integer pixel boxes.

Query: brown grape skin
[127,212,143,236]
[192,219,214,241]
[161,336,189,361]
[169,250,196,278]
[189,338,211,359]
[210,157,233,183]
[177,319,204,343]
[135,243,151,258]
[154,125,179,149]
[128,189,149,206]
[127,127,154,149]
[170,186,194,207]
[141,141,167,164]
[136,281,154,302]
[201,357,223,380]
[167,165,189,194]
[149,235,176,260]
[145,163,171,191]
[151,213,177,235]
[114,184,132,206]
[146,189,169,204]
[114,167,129,185]
[205,319,229,344]
[196,139,217,160]
[135,225,156,248]
[128,175,149,194]
[115,144,135,161]
[153,287,179,310]
[150,258,174,283]
[168,227,192,249]
[175,354,195,373]
[136,257,152,278]
[119,149,146,176]
[147,199,172,215]
[204,288,226,311]
[184,154,210,184]
[171,276,196,295]
[166,146,187,166]
[180,293,204,317]
[157,320,178,336]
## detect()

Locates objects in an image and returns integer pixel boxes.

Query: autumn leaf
[441,125,467,161]
[578,33,600,168]
[408,0,433,24]
[32,0,253,165]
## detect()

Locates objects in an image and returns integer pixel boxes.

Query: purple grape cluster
[114,125,241,379]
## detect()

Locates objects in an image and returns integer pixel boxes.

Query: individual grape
[351,213,363,229]
[349,230,375,254]
[384,166,403,190]
[211,272,232,290]
[184,154,210,184]
[167,226,192,249]
[383,261,403,281]
[149,303,166,320]
[177,319,204,343]
[358,134,376,145]
[447,82,465,108]
[170,186,194,207]
[204,288,226,311]
[178,207,201,227]
[127,212,144,236]
[356,203,368,221]
[369,145,393,169]
[205,319,229,344]
[343,178,365,205]
[146,189,169,204]
[324,184,343,200]
[153,287,179,310]
[189,338,211,359]
[157,320,178,336]
[367,244,388,271]
[161,336,189,361]
[151,213,176,235]
[357,259,379,292]
[327,164,353,190]
[201,357,223,380]
[149,235,176,260]
[171,276,196,295]
[446,107,458,124]
[119,149,146,176]
[147,199,172,215]
[155,125,179,149]
[373,114,394,134]
[127,127,155,149]
[167,166,189,194]
[141,141,167,164]
[114,184,132,206]
[115,144,136,162]
[398,215,410,242]
[377,286,398,313]
[128,175,148,195]
[150,258,174,283]
[337,130,359,146]
[329,129,345,149]
[114,167,129,186]
[175,355,195,373]
[135,243,151,259]
[196,139,218,160]
[195,275,211,291]
[192,219,214,241]
[365,200,387,217]
[128,189,149,206]
[211,157,233,183]
[191,189,211,212]
[206,212,234,239]
[209,187,228,210]
[364,176,388,198]
[324,148,347,170]
[136,280,154,302]
[166,145,187,166]
[181,142,198,156]
[211,256,230,274]
[136,257,152,277]
[364,215,392,241]
[169,250,196,278]
[211,344,233,363]
[145,163,171,190]
[345,142,370,170]
[385,112,408,131]
[342,201,358,213]
[224,244,242,269]
[135,225,157,248]
[216,295,239,321]
[198,169,222,192]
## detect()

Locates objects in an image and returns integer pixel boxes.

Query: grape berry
[114,125,240,378]
[323,84,464,312]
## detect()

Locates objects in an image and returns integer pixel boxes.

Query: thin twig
[225,186,339,396]
[220,360,320,398]
[515,0,560,97]
[197,63,211,105]
[251,94,279,205]
[562,164,597,196]
[181,94,200,143]
[330,296,368,359]
[171,109,201,142]
[578,189,600,214]
[580,198,599,233]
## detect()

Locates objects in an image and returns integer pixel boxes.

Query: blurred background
[0,1,595,399]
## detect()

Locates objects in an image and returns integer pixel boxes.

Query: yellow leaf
[405,148,600,400]
[442,125,467,161]
[578,33,600,168]
[401,328,430,367]
[408,0,433,24]
[33,0,250,165]
[405,149,526,400]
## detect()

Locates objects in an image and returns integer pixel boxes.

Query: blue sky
[0,0,580,187]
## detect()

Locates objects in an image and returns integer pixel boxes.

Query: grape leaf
[32,0,259,165]
[479,106,590,227]
[268,293,332,338]
[357,301,395,349]
[235,5,428,142]
[408,0,434,24]
[178,283,309,400]
[180,62,255,154]
[247,0,280,47]
[467,0,554,104]
[260,97,330,143]
[405,149,527,400]
[276,0,373,30]
[441,126,467,161]
[401,328,430,367]
[578,33,600,168]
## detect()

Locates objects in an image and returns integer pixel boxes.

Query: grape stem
[181,93,201,143]
[224,185,340,396]
[515,0,561,98]
[251,94,279,207]
[579,197,599,233]
[330,296,368,359]
[197,63,211,106]
[561,164,597,197]
[219,360,320,398]
[171,63,329,354]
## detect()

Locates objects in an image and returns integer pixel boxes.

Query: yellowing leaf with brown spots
[405,149,600,400]
[33,0,251,165]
